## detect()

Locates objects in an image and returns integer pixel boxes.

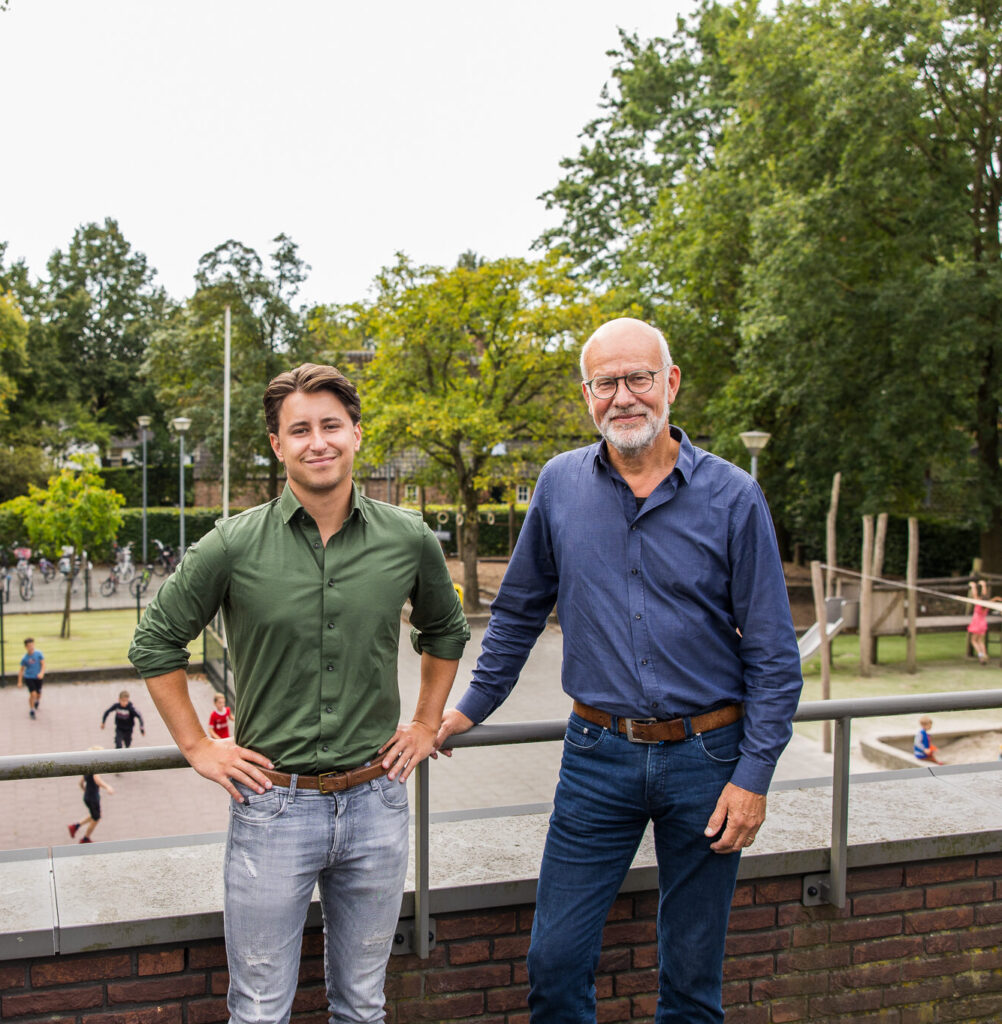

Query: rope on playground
[818,564,1002,612]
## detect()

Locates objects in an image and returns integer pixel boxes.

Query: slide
[798,608,847,663]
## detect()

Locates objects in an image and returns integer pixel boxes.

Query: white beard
[600,400,670,456]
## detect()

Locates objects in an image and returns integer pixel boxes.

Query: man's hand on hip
[705,782,766,854]
[431,707,475,759]
[187,735,274,802]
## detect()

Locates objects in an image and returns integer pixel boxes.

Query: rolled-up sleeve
[128,531,230,679]
[408,523,470,660]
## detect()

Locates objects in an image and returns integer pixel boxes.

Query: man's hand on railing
[432,708,475,758]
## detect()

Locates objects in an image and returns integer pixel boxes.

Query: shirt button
[325,705,333,713]
[631,568,639,575]
[326,664,334,671]
[635,613,642,620]
[313,541,321,549]
[641,659,648,666]
[328,622,335,629]
[328,578,335,587]
[631,525,637,531]
[322,744,329,752]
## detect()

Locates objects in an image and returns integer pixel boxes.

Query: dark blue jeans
[527,713,744,1023]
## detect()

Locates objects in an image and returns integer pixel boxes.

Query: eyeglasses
[582,364,671,400]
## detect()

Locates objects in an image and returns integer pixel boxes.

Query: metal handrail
[3,689,1002,957]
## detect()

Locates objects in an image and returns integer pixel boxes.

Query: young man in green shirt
[129,364,469,1024]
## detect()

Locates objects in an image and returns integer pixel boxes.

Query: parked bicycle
[13,547,34,601]
[100,558,133,597]
[151,539,177,576]
[111,541,136,583]
[129,564,154,599]
[38,556,58,583]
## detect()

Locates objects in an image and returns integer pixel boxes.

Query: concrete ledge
[2,763,1000,959]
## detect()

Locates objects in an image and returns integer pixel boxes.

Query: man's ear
[268,432,283,462]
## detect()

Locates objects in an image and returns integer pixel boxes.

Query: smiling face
[268,389,362,501]
[581,319,680,458]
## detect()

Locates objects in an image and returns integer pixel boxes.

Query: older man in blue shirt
[437,317,803,1023]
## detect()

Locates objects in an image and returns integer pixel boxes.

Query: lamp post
[172,417,192,559]
[137,415,152,564]
[739,430,771,483]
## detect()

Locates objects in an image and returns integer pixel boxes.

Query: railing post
[414,758,431,957]
[828,717,850,907]
[802,714,851,908]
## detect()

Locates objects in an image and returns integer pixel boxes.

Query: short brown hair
[263,363,361,435]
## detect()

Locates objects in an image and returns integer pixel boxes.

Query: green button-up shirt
[129,484,469,773]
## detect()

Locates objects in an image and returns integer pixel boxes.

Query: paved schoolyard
[1,620,852,853]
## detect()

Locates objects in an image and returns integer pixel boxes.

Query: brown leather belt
[572,700,743,744]
[260,761,389,795]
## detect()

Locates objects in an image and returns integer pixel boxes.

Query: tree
[3,459,125,637]
[357,253,601,611]
[541,0,1002,568]
[145,235,310,497]
[26,218,171,445]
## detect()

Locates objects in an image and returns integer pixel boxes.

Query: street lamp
[739,430,772,483]
[137,415,152,564]
[172,417,192,559]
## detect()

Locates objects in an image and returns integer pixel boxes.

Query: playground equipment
[798,596,850,664]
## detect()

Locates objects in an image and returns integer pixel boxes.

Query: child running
[68,746,114,843]
[100,690,146,748]
[208,692,234,739]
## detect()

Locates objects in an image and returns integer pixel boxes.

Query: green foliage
[9,219,172,451]
[354,253,601,608]
[0,291,28,420]
[540,0,1002,568]
[2,458,125,557]
[144,235,310,497]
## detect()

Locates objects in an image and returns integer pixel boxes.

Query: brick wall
[2,854,999,1024]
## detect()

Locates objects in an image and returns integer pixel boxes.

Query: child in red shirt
[209,692,234,739]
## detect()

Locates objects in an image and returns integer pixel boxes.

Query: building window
[516,484,531,504]
[404,484,418,503]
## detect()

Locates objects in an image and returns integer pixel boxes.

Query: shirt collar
[592,424,693,485]
[278,481,368,526]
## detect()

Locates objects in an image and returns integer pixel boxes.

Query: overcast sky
[0,1,689,310]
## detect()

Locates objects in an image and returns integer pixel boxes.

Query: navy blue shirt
[455,427,803,794]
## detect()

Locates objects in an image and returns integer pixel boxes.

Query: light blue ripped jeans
[224,773,409,1024]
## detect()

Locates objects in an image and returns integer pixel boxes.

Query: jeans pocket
[693,726,741,765]
[564,713,606,752]
[230,784,289,824]
[373,773,409,811]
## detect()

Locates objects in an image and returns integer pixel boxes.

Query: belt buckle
[624,717,659,744]
[317,770,344,794]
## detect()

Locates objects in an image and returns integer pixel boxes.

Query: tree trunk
[460,488,481,613]
[268,450,280,500]
[60,568,74,639]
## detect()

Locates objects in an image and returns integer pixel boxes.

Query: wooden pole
[811,559,832,752]
[860,515,874,677]
[906,517,919,673]
[871,513,888,664]
[826,472,841,598]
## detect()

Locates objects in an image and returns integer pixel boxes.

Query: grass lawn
[1,609,200,673]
